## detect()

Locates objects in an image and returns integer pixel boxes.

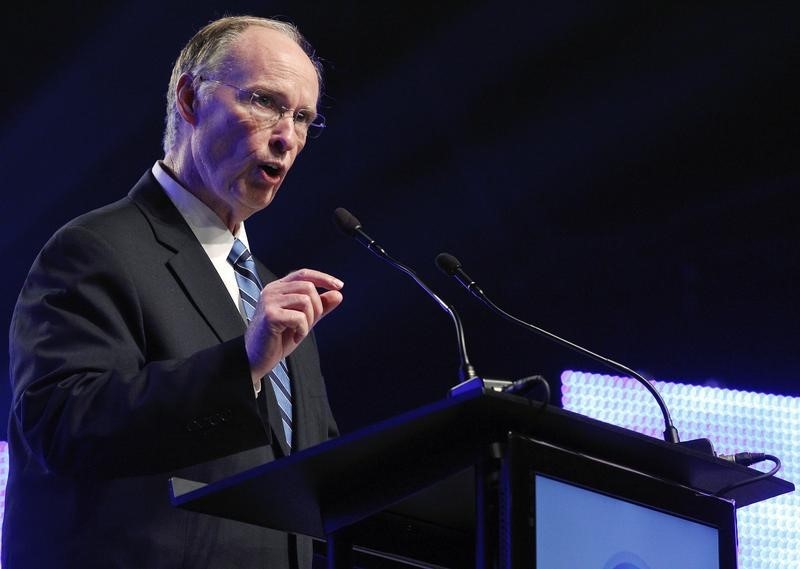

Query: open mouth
[261,164,281,178]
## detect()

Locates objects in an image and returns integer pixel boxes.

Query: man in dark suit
[4,16,342,568]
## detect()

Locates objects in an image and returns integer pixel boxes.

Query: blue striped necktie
[227,238,293,450]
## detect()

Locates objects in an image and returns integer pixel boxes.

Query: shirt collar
[152,161,249,256]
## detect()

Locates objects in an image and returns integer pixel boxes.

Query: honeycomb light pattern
[561,370,799,569]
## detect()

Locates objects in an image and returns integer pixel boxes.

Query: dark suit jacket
[3,170,338,568]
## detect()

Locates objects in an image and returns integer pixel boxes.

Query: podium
[170,388,793,568]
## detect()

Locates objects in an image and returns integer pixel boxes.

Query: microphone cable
[714,452,782,497]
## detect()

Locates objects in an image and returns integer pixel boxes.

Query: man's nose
[269,116,300,154]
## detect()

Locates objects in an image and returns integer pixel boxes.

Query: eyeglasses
[199,76,326,140]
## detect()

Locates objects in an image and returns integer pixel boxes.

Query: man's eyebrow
[248,83,277,95]
[249,85,290,104]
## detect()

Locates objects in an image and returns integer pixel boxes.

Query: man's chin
[245,186,279,213]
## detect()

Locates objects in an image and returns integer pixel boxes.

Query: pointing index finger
[282,268,344,291]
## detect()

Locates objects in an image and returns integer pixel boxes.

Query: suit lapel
[128,170,245,343]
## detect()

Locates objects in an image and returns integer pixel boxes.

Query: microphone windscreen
[333,207,361,236]
[435,252,461,276]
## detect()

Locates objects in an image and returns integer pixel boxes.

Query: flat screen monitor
[536,474,721,568]
[507,436,738,569]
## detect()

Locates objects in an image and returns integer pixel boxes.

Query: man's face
[189,26,320,228]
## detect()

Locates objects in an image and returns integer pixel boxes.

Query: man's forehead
[223,26,317,83]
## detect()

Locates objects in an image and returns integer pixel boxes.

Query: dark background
[2,2,798,437]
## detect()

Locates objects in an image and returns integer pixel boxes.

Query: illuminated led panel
[0,441,6,568]
[561,370,799,569]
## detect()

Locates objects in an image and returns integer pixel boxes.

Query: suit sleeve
[9,224,269,477]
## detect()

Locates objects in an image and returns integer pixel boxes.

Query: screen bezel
[503,434,738,569]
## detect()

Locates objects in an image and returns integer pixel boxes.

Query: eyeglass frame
[197,75,326,139]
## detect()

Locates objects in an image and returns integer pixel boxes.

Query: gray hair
[162,15,323,154]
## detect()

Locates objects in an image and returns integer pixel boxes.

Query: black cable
[714,453,782,497]
[503,375,550,409]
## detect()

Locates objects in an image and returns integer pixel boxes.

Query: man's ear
[175,73,200,126]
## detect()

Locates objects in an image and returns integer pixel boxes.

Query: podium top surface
[170,388,793,540]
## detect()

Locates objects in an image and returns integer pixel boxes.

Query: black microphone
[332,207,387,257]
[435,252,681,444]
[333,208,478,384]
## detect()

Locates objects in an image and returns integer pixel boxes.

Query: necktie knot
[227,237,250,264]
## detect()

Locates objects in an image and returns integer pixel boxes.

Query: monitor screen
[535,474,720,569]
[503,435,738,569]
